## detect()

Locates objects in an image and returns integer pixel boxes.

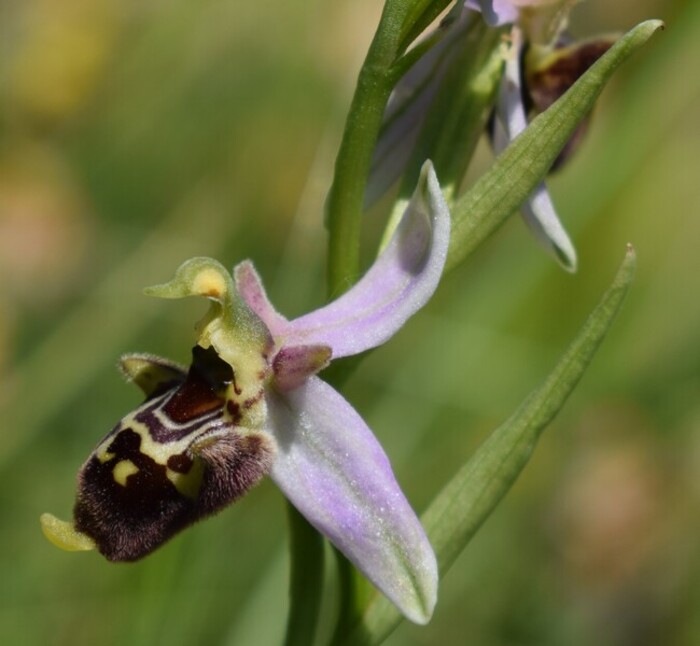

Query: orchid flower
[466,0,581,42]
[465,3,584,270]
[490,10,617,270]
[465,0,521,27]
[368,4,577,270]
[492,26,577,270]
[40,162,449,624]
[369,0,613,272]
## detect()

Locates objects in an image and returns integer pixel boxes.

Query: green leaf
[342,246,637,645]
[446,19,664,271]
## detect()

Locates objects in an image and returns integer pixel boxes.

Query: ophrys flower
[41,162,449,624]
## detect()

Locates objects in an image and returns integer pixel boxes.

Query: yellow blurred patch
[8,0,122,124]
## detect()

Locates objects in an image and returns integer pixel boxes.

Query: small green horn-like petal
[40,513,95,552]
[119,353,187,396]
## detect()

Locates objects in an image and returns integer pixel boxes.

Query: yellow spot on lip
[97,449,114,463]
[167,460,204,499]
[40,513,95,552]
[113,459,139,486]
[193,268,227,298]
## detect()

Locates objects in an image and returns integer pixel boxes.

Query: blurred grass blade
[446,19,664,271]
[343,245,637,645]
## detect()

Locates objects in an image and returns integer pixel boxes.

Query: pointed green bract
[446,19,664,271]
[341,246,636,645]
[425,246,636,573]
[119,354,186,396]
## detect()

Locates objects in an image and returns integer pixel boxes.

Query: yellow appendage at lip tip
[40,513,95,552]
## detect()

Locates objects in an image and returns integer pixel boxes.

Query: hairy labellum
[73,345,274,561]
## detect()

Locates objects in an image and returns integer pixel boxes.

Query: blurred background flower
[0,1,697,644]
[5,0,121,128]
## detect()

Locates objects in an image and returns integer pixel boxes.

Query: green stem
[323,3,454,639]
[285,0,412,629]
[283,503,325,646]
[326,0,427,296]
[329,550,369,645]
[288,4,420,641]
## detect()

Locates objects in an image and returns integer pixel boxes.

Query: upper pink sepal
[281,162,450,358]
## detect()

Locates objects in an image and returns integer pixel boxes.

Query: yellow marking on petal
[193,268,227,299]
[113,459,139,486]
[166,461,204,499]
[128,418,204,465]
[97,449,114,463]
[92,414,196,469]
[40,513,95,552]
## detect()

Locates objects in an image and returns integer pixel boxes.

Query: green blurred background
[0,1,697,644]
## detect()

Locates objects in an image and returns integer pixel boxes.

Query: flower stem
[283,503,325,646]
[330,549,375,645]
[326,0,448,296]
